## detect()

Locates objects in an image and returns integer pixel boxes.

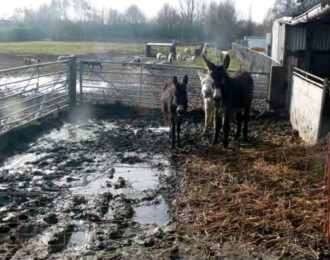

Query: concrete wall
[290,70,326,144]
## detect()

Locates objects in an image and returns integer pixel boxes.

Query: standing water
[0,115,172,259]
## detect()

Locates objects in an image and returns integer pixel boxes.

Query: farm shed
[145,42,177,58]
[270,1,330,144]
[240,36,267,53]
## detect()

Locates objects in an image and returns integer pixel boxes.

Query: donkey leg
[223,112,231,148]
[212,109,221,145]
[243,108,250,141]
[209,103,215,128]
[177,118,182,147]
[171,117,176,148]
[235,111,243,141]
[202,101,208,136]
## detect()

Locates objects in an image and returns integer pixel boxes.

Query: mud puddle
[0,115,174,259]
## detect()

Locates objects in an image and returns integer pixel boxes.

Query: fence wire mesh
[0,61,70,135]
[79,60,270,112]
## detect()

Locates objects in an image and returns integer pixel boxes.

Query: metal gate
[0,58,270,136]
[78,60,270,111]
[0,60,72,135]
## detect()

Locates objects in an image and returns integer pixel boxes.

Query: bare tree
[124,5,146,25]
[178,0,199,26]
[157,4,179,30]
[107,8,122,26]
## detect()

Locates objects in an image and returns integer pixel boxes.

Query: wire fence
[0,61,70,135]
[0,57,271,136]
[79,60,270,112]
[232,43,281,74]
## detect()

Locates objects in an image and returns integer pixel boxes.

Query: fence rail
[0,58,270,136]
[79,60,270,112]
[0,60,70,135]
[232,43,281,74]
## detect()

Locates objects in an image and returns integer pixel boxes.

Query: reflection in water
[134,198,170,225]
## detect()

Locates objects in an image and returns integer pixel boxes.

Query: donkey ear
[223,55,230,70]
[183,75,188,86]
[198,71,206,81]
[202,55,216,72]
[173,76,179,86]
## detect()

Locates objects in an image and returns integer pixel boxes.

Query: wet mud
[0,104,178,260]
[0,103,310,260]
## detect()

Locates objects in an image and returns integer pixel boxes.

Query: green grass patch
[0,41,144,55]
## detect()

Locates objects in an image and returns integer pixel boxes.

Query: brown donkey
[202,55,254,148]
[161,75,189,148]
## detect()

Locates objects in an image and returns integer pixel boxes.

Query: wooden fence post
[68,56,77,109]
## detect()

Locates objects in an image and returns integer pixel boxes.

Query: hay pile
[171,119,328,259]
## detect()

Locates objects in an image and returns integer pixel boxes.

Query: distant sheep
[176,52,183,61]
[160,55,167,61]
[156,53,163,60]
[31,59,41,64]
[168,53,174,63]
[133,56,141,63]
[185,48,191,55]
[24,58,41,65]
[23,58,31,65]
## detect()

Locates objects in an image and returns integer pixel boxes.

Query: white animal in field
[23,58,32,65]
[168,53,174,63]
[58,55,74,61]
[156,53,163,60]
[133,56,141,63]
[30,59,41,64]
[198,71,216,135]
[185,56,196,62]
[202,43,209,56]
[160,55,167,61]
[184,48,191,54]
[176,52,182,61]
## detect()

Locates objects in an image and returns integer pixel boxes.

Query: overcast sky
[0,0,276,23]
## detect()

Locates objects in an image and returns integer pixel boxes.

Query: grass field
[0,41,145,55]
[0,41,239,69]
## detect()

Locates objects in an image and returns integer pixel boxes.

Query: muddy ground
[0,103,327,260]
